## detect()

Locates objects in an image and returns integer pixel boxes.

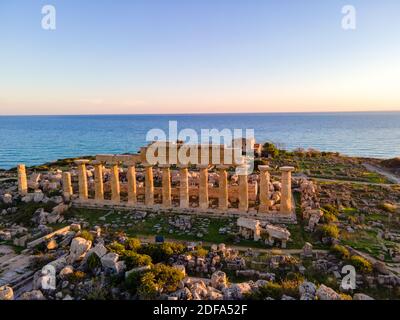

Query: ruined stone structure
[17,143,296,222]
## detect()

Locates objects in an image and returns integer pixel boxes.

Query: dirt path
[362,163,400,184]
[137,235,327,255]
[311,177,393,187]
[295,172,394,187]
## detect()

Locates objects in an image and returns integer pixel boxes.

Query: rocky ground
[1,150,400,300]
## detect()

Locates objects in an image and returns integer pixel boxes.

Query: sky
[0,0,400,115]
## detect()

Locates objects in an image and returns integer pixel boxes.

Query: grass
[272,153,392,184]
[58,207,310,249]
[2,201,57,227]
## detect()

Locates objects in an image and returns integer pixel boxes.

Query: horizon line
[1,109,400,117]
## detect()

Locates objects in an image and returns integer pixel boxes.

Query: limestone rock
[2,193,13,204]
[84,243,107,262]
[353,293,374,300]
[20,290,46,300]
[299,281,316,300]
[301,242,313,257]
[46,256,67,272]
[59,265,74,280]
[316,284,341,300]
[33,190,45,203]
[223,283,252,300]
[68,237,92,263]
[101,252,119,271]
[0,286,14,300]
[125,265,151,279]
[52,202,70,215]
[211,271,227,290]
[46,239,58,250]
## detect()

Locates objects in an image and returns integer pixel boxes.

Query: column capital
[280,166,295,172]
[258,165,272,171]
[143,162,154,168]
[75,159,90,165]
[91,160,103,166]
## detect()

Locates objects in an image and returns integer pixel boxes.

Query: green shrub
[137,272,159,299]
[256,282,283,300]
[107,241,126,255]
[340,293,352,300]
[86,279,108,300]
[125,238,142,251]
[330,244,350,260]
[194,247,208,258]
[136,264,185,299]
[350,255,373,274]
[262,142,279,158]
[321,212,338,223]
[86,253,102,271]
[319,224,339,239]
[124,251,152,269]
[322,205,339,215]
[79,230,94,242]
[126,270,143,294]
[67,271,86,283]
[281,279,301,299]
[138,242,185,263]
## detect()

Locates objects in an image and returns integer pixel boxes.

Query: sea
[1,112,400,169]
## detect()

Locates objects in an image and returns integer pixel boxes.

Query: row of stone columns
[17,160,293,214]
[67,161,294,214]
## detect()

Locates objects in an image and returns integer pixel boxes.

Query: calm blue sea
[1,112,400,169]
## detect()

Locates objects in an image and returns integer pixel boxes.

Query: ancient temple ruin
[16,143,296,223]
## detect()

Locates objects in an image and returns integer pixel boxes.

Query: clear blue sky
[1,0,399,115]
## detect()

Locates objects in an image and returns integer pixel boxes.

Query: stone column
[75,160,89,200]
[179,165,189,208]
[258,165,271,213]
[62,172,73,199]
[93,161,104,201]
[217,165,229,210]
[17,164,28,196]
[144,164,154,206]
[198,165,209,210]
[238,167,249,212]
[160,165,172,208]
[110,163,121,203]
[127,164,137,205]
[280,166,295,214]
